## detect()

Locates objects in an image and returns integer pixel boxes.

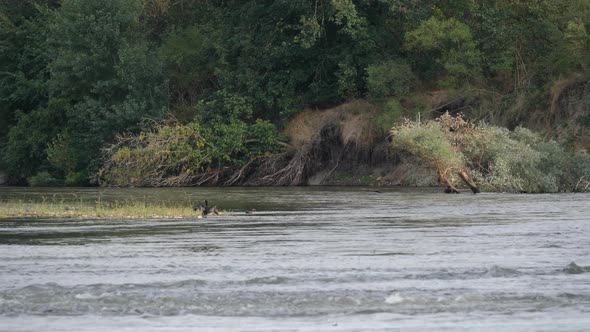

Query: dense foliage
[1,0,166,184]
[1,0,590,187]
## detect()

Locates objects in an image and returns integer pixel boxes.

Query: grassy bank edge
[0,201,205,220]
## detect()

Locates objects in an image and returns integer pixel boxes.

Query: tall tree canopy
[1,0,589,184]
[1,0,166,182]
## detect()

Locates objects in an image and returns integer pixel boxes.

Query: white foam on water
[384,293,405,304]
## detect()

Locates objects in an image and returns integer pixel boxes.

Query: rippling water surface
[1,187,589,331]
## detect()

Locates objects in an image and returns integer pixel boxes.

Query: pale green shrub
[391,117,465,186]
[391,113,590,193]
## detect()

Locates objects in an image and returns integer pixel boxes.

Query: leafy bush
[461,126,590,193]
[46,132,77,175]
[247,119,284,158]
[195,90,254,124]
[64,171,89,187]
[375,99,403,132]
[29,171,62,187]
[566,153,590,192]
[100,119,282,187]
[45,133,90,186]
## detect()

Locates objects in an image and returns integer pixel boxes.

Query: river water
[0,187,589,331]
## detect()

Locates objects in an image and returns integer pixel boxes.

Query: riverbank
[94,100,589,192]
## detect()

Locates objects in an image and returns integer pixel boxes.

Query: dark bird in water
[193,200,219,218]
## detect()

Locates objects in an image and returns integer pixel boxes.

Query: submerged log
[438,169,460,194]
[440,169,479,194]
[442,177,460,194]
[458,170,480,194]
[444,184,460,194]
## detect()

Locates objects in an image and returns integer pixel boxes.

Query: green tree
[406,16,482,87]
[2,0,167,183]
[0,1,56,182]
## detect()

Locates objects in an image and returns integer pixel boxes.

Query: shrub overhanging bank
[99,119,282,187]
[99,102,389,187]
[391,113,590,193]
[97,104,590,193]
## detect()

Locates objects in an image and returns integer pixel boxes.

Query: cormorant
[194,200,219,218]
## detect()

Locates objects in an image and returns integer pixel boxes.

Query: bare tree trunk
[458,170,480,194]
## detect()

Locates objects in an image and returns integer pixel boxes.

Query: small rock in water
[563,261,589,274]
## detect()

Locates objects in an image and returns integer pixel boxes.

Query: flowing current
[0,187,589,331]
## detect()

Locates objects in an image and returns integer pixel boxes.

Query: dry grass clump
[256,101,381,185]
[0,199,203,220]
[283,101,377,149]
[341,112,376,148]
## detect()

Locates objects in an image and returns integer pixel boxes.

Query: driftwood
[443,179,460,194]
[458,170,480,194]
[438,168,460,194]
[441,169,480,194]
